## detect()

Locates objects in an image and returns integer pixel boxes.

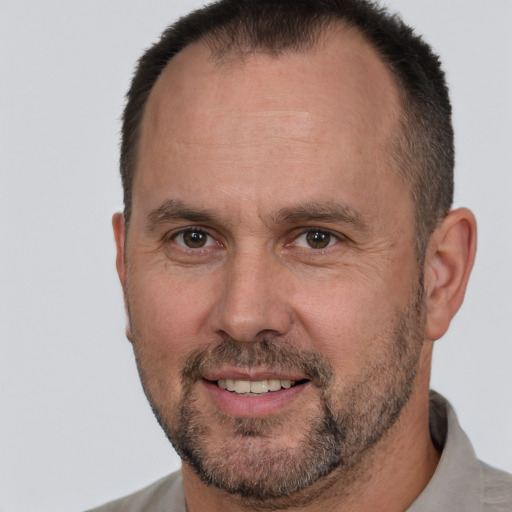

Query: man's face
[117,31,430,503]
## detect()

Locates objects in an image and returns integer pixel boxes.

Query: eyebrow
[147,199,368,233]
[146,199,219,231]
[270,202,368,232]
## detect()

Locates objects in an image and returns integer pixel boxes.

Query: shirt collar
[407,390,483,511]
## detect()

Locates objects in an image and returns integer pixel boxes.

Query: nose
[209,251,293,342]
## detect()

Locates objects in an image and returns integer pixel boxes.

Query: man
[89,0,512,510]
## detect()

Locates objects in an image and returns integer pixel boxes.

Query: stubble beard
[132,281,426,508]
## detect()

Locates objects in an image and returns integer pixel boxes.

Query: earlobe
[424,208,477,341]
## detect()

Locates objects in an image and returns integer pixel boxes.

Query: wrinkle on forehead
[152,111,341,149]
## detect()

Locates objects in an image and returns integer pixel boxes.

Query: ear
[112,213,133,343]
[424,208,477,341]
[112,212,127,289]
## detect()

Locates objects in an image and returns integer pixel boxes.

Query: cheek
[291,275,406,380]
[126,267,216,366]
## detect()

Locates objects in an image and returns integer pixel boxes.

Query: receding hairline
[135,21,410,207]
[201,16,358,62]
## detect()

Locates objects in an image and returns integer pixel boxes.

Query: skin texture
[114,27,477,512]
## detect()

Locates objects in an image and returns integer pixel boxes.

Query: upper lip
[202,367,307,382]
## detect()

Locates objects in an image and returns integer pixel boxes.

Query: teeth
[235,380,251,394]
[268,379,282,391]
[250,380,268,393]
[216,379,297,394]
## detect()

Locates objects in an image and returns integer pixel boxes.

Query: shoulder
[409,392,512,511]
[480,462,512,511]
[85,470,185,512]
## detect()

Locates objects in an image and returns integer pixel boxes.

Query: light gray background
[1,1,511,511]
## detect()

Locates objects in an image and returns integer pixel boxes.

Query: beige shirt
[87,392,512,512]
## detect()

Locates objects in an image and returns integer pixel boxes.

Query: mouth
[200,374,311,416]
[211,378,309,395]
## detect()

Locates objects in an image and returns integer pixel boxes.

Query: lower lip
[202,380,310,417]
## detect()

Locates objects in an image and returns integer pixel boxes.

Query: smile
[201,377,311,416]
[215,379,304,395]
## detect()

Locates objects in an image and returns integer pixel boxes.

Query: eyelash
[290,228,343,251]
[168,228,221,250]
[165,226,344,253]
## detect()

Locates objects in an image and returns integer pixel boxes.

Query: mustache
[180,336,333,388]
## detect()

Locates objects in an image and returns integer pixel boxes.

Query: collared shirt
[408,391,511,511]
[86,392,512,511]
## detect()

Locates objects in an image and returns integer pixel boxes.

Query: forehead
[144,27,400,143]
[134,27,409,223]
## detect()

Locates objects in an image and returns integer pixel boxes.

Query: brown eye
[292,229,340,250]
[175,229,212,249]
[305,230,332,249]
